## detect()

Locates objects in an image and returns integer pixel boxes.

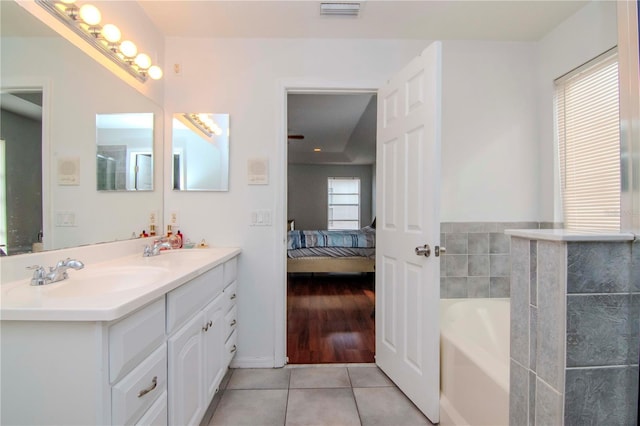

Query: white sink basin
[142,249,216,263]
[6,265,170,300]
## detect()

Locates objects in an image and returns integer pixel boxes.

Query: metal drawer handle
[230,293,237,300]
[230,319,237,327]
[137,376,157,398]
[230,344,237,353]
[202,320,213,332]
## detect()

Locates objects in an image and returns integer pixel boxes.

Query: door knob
[435,246,446,257]
[415,244,431,257]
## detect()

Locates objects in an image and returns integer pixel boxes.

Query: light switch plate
[55,211,76,227]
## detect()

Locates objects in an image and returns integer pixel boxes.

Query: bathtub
[440,298,510,426]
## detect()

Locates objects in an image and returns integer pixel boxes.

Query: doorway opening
[0,89,43,255]
[285,91,377,364]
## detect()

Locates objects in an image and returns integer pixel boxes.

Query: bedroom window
[555,48,620,231]
[328,177,360,230]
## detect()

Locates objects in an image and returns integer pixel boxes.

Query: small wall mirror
[172,113,230,191]
[96,113,154,191]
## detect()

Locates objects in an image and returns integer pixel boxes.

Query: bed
[287,225,375,273]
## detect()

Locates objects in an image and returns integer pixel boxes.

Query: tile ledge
[504,229,635,242]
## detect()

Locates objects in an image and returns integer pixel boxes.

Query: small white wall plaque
[248,158,269,185]
[57,157,80,185]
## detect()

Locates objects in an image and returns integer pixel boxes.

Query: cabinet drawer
[110,298,166,383]
[223,257,237,286]
[223,281,237,312]
[225,330,238,364]
[112,344,167,426]
[167,265,223,334]
[135,390,167,426]
[224,305,237,340]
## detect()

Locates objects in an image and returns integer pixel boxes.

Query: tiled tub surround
[506,229,639,425]
[440,222,561,298]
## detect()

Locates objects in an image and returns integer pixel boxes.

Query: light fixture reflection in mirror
[96,113,154,191]
[172,113,229,191]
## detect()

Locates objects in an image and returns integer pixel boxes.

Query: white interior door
[375,41,442,423]
[135,153,153,190]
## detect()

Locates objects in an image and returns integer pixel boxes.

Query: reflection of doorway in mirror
[0,139,7,255]
[128,151,152,190]
[173,151,185,190]
[0,89,44,255]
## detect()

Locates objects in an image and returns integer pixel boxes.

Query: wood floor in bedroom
[287,273,375,364]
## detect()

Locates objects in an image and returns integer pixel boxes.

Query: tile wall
[509,236,639,425]
[439,222,555,298]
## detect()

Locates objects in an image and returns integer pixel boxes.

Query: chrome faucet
[143,239,172,257]
[28,258,85,286]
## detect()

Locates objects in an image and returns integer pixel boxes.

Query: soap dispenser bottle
[176,230,184,248]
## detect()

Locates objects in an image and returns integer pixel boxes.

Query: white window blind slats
[327,177,360,230]
[555,50,620,231]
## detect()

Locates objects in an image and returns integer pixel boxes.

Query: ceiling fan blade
[287,134,304,140]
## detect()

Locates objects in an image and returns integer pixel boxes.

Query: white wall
[162,37,544,366]
[536,1,618,222]
[440,41,539,221]
[288,164,374,230]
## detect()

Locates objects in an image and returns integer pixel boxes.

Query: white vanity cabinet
[166,264,229,426]
[0,251,240,426]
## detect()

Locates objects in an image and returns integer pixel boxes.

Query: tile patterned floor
[207,365,434,426]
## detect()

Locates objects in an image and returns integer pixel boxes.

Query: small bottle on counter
[176,230,184,248]
[166,225,173,237]
[140,230,149,238]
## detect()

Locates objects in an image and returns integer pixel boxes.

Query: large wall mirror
[0,2,163,255]
[172,113,229,191]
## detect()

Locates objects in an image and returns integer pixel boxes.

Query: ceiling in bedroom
[287,93,377,165]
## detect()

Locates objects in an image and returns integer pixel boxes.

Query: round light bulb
[134,53,152,70]
[119,40,137,58]
[79,4,101,26]
[60,0,76,4]
[148,66,163,80]
[101,24,121,43]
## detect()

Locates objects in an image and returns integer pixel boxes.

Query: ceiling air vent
[320,2,362,16]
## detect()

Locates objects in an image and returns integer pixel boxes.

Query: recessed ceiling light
[314,148,322,152]
[320,2,362,16]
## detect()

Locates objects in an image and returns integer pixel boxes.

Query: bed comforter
[287,227,375,250]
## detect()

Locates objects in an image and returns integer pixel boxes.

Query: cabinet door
[168,312,205,426]
[203,294,226,403]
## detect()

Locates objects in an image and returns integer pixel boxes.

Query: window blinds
[555,50,620,231]
[327,177,360,230]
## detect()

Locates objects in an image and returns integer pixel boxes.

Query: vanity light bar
[35,0,162,83]
[184,114,214,138]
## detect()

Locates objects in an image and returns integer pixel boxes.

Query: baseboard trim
[230,356,276,368]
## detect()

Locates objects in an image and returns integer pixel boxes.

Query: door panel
[376,41,442,423]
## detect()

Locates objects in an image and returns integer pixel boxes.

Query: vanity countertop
[0,247,241,322]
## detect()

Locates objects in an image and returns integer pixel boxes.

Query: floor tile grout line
[346,367,365,426]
